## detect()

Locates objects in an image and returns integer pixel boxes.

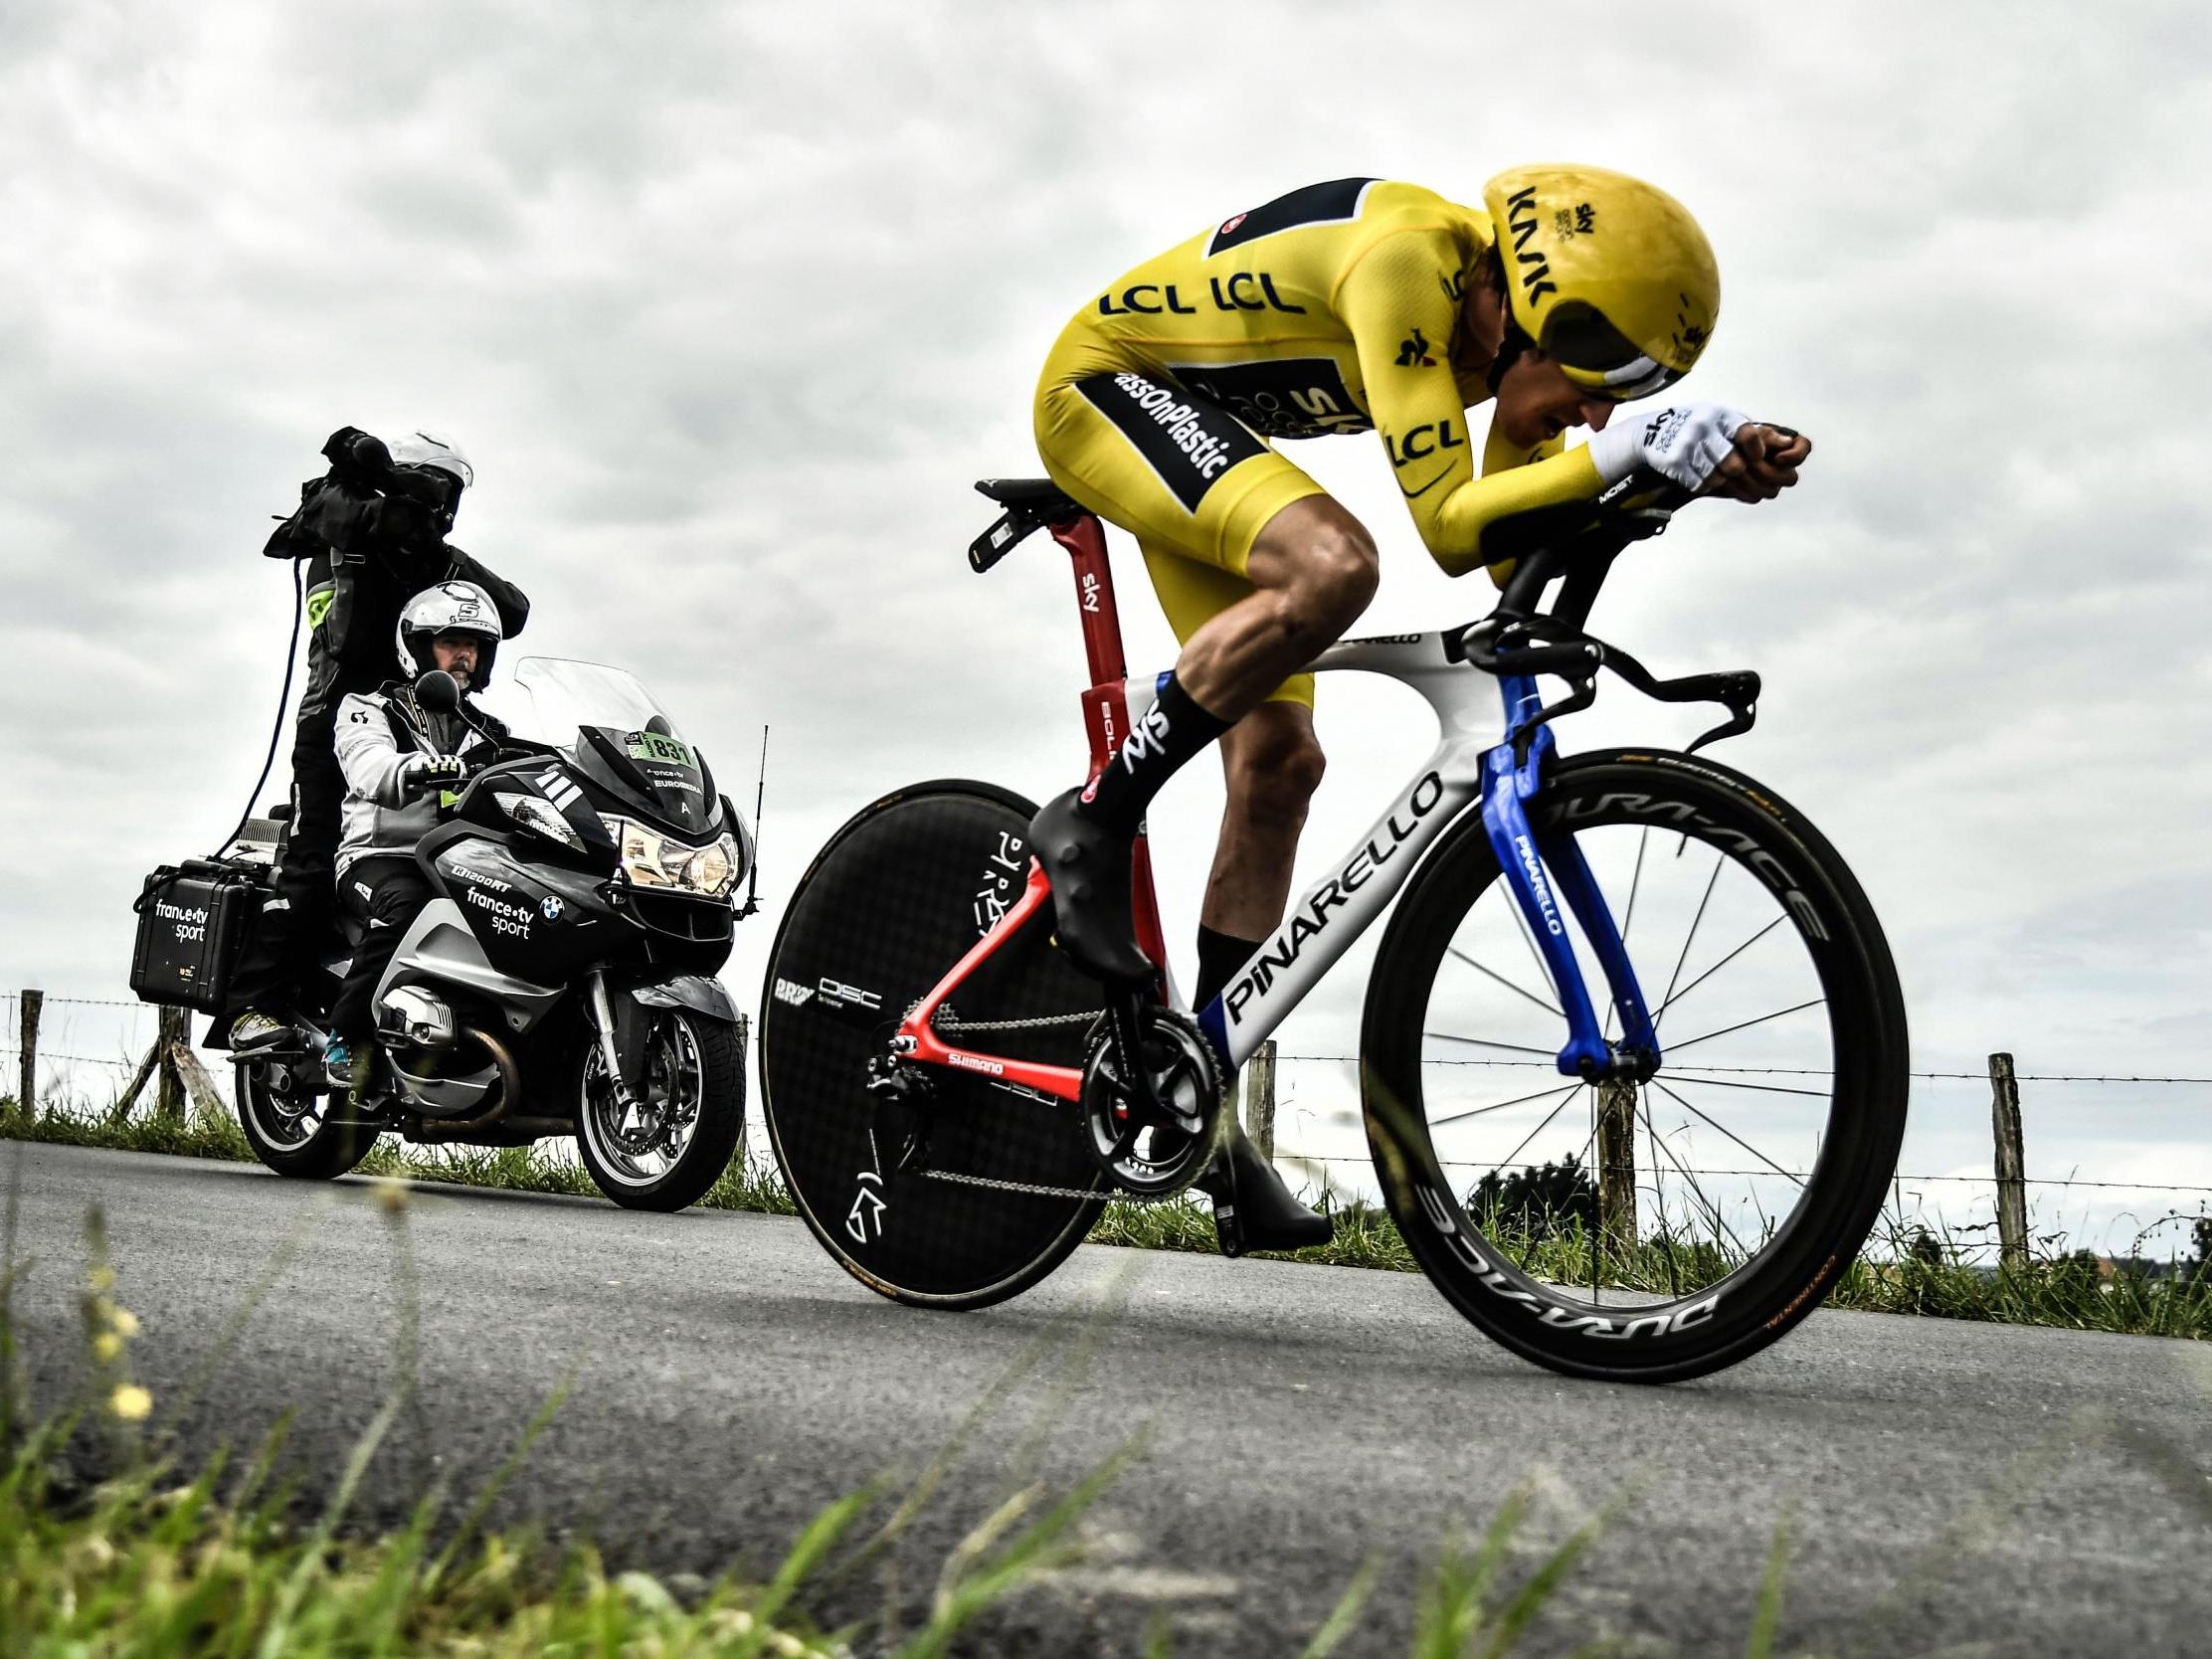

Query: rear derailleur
[863,1053,937,1177]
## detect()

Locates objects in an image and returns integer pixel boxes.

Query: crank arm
[1104,992,1169,1124]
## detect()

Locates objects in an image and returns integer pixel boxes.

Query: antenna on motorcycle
[735,724,768,920]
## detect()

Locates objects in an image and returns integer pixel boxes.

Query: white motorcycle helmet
[388,429,473,488]
[387,430,474,532]
[396,580,504,690]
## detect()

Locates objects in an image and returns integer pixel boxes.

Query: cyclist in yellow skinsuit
[1026,168,1811,1250]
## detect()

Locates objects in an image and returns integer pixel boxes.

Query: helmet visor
[1543,302,1684,402]
[392,464,463,512]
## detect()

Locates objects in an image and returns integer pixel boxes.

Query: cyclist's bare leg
[1171,496,1378,720]
[1188,708,1338,1249]
[1171,562,1348,1254]
[1201,702,1324,941]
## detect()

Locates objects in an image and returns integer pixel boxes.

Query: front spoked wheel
[1364,750,1908,1382]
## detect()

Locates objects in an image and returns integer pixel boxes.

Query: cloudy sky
[4,2,2207,1247]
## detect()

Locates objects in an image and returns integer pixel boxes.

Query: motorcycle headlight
[494,792,585,850]
[600,819,739,899]
[688,833,741,898]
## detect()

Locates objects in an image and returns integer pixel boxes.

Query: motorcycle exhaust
[406,1025,522,1141]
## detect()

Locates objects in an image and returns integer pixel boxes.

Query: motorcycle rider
[323,581,512,1087]
[228,429,530,1051]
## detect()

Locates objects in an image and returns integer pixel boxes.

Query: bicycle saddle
[975,476,1081,516]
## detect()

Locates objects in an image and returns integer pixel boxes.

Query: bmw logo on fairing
[542,895,563,920]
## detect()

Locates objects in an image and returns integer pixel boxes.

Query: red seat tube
[1051,514,1171,975]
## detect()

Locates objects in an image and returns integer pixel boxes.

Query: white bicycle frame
[1158,633,1493,1069]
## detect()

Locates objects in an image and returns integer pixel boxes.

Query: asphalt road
[8,1141,2209,1656]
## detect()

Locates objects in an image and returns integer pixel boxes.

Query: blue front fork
[1477,674,1661,1079]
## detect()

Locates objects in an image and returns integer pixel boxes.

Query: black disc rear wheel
[1363,750,1908,1382]
[759,781,1107,1309]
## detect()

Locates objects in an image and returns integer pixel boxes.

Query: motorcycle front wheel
[575,1004,746,1211]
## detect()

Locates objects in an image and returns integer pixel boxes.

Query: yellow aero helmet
[1481,164,1720,401]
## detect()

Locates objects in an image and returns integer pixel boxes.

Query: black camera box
[130,860,263,1014]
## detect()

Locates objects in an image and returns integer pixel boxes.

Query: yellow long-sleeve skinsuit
[1034,178,1605,705]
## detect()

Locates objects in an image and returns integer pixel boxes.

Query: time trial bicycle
[759,474,1908,1382]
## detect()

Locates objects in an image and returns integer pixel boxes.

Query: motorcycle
[223,656,755,1210]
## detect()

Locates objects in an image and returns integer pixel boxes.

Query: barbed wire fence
[1229,1045,2212,1272]
[4,988,237,1127]
[7,987,2209,1268]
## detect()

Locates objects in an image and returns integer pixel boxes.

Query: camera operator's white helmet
[396,580,503,688]
[388,430,473,488]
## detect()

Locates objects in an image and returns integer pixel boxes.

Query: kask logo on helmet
[1503,187,1560,306]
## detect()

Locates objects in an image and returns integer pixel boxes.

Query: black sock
[1077,675,1229,839]
[1194,924,1264,1011]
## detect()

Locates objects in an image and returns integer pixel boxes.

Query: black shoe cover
[1202,1123,1336,1255]
[1026,788,1158,988]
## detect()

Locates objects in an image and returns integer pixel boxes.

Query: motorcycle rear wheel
[236,1055,377,1181]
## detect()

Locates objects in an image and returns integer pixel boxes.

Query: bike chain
[930,1010,1099,1034]
[909,1008,1200,1203]
[916,1166,1190,1204]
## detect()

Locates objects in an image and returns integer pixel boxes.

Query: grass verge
[2,1188,1672,1656]
[5,1092,2208,1341]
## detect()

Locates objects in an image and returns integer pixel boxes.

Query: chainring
[1079,1006,1227,1198]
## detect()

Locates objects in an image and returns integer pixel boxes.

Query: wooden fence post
[1243,1039,1276,1162]
[15,989,39,1113]
[156,1007,189,1120]
[1596,1077,1639,1269]
[1989,1052,2029,1273]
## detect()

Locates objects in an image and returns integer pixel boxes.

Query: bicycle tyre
[1363,749,1908,1383]
[759,780,1107,1310]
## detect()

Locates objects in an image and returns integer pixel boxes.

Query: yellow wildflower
[109,1384,153,1422]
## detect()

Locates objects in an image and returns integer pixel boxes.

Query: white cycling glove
[1584,403,1750,491]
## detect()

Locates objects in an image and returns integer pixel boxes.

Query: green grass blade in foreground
[897,1429,1151,1659]
[1744,1499,1797,1659]
[1298,1553,1382,1659]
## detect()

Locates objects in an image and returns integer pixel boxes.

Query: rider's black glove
[402,754,470,799]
